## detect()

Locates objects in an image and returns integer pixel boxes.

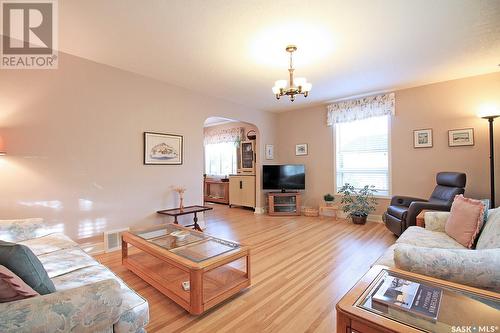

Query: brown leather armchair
[383,172,466,236]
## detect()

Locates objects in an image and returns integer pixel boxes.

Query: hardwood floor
[95,204,396,333]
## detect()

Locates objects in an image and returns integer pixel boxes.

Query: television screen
[263,165,305,190]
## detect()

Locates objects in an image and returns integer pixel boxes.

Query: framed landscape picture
[295,143,308,156]
[413,129,433,148]
[448,128,474,147]
[144,132,183,165]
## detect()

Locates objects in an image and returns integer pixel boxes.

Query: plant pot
[351,214,367,225]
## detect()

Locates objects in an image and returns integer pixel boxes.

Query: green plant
[323,193,335,202]
[338,184,378,217]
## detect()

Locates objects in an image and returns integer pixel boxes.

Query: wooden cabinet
[268,192,301,216]
[238,141,255,174]
[229,175,255,209]
[204,178,229,204]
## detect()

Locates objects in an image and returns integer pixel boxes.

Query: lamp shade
[477,103,500,119]
[0,136,5,155]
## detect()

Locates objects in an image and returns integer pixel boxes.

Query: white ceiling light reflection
[79,198,93,212]
[249,22,334,68]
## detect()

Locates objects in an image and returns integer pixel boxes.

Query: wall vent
[104,228,129,253]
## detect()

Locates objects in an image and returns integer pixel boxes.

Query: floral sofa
[0,218,149,333]
[376,208,500,292]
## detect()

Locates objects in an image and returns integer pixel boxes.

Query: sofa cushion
[394,244,500,293]
[396,226,465,249]
[52,265,149,333]
[445,195,485,248]
[0,265,39,303]
[476,207,500,250]
[0,218,49,243]
[374,244,396,267]
[38,247,99,279]
[19,233,78,256]
[387,205,407,220]
[0,241,56,295]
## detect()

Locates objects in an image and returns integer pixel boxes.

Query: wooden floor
[95,204,396,333]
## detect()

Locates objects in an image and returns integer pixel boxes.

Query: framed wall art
[265,144,274,160]
[448,128,474,147]
[295,143,308,156]
[413,129,433,148]
[144,132,183,165]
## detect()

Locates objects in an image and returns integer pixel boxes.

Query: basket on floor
[303,207,319,217]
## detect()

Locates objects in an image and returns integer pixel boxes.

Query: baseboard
[254,207,266,214]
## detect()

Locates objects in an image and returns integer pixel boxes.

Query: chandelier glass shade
[272,45,312,102]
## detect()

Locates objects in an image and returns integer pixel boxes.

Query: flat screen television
[263,165,305,191]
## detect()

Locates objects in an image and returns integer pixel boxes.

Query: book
[372,274,442,321]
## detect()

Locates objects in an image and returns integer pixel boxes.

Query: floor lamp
[479,105,500,208]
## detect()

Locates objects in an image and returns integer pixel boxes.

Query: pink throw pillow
[0,265,39,303]
[445,195,485,248]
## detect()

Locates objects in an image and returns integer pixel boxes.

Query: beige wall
[0,53,278,240]
[276,72,500,215]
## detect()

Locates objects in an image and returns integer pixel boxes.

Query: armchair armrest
[0,218,49,242]
[405,202,450,230]
[390,195,427,207]
[423,211,450,232]
[0,279,123,333]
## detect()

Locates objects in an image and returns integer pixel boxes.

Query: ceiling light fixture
[272,45,312,102]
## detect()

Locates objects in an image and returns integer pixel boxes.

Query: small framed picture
[448,128,474,147]
[265,144,274,160]
[144,132,183,165]
[295,143,308,156]
[413,129,433,148]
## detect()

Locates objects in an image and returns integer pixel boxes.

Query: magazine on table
[372,274,442,321]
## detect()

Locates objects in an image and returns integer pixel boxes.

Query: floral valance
[326,92,395,126]
[204,127,244,145]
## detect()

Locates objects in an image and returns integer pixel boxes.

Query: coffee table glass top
[356,269,500,333]
[131,224,240,262]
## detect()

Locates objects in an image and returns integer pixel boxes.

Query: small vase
[179,194,184,212]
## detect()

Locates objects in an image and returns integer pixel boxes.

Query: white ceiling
[59,0,500,112]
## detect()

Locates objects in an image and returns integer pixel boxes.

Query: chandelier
[272,45,312,102]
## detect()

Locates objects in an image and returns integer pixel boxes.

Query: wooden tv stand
[267,192,302,216]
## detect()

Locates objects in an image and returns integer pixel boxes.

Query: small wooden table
[122,223,251,315]
[336,265,500,333]
[319,204,338,218]
[157,205,213,232]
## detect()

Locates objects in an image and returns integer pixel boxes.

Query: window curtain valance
[326,92,395,126]
[204,127,244,145]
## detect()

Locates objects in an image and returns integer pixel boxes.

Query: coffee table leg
[193,212,203,232]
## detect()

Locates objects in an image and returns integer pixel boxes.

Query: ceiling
[59,0,500,112]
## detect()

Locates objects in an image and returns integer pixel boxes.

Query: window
[204,142,237,176]
[335,115,390,196]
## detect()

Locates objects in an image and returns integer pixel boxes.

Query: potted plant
[338,184,377,224]
[323,193,335,206]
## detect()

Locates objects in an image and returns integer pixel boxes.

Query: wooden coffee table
[336,265,500,333]
[122,223,250,315]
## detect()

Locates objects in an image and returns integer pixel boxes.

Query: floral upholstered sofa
[0,218,149,333]
[376,208,500,292]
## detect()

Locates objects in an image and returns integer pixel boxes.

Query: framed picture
[265,144,274,160]
[295,143,308,156]
[144,132,183,165]
[448,128,474,147]
[413,129,433,148]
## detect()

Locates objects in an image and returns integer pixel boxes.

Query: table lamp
[478,104,500,208]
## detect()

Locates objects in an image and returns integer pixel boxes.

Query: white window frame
[332,115,392,199]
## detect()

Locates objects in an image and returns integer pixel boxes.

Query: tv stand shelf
[267,192,301,216]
